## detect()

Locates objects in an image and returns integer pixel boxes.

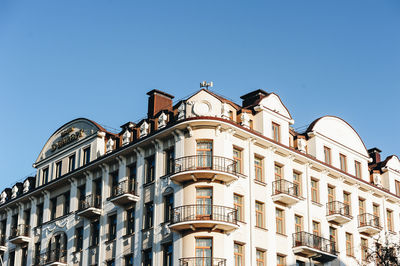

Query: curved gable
[385,155,400,172]
[258,93,292,119]
[35,118,106,164]
[308,116,368,157]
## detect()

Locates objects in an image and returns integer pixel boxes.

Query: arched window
[47,231,67,263]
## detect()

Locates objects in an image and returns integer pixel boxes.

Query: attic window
[272,122,280,142]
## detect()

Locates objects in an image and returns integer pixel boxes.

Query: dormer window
[354,161,362,178]
[69,154,76,172]
[272,122,280,142]
[83,147,91,166]
[55,161,62,178]
[339,153,347,172]
[323,146,331,165]
[42,167,49,185]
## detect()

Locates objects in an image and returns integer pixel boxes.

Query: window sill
[143,181,155,188]
[254,179,267,186]
[311,201,323,207]
[123,232,135,239]
[238,220,247,225]
[105,239,116,245]
[255,226,268,232]
[276,232,287,237]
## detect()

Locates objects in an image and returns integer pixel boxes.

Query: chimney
[147,90,174,118]
[240,89,269,108]
[368,147,382,164]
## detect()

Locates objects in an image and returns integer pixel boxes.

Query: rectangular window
[234,194,244,222]
[343,192,351,215]
[143,202,154,229]
[165,148,175,175]
[110,171,119,196]
[37,203,44,226]
[128,163,137,193]
[126,208,135,235]
[68,154,76,172]
[142,248,152,266]
[272,122,280,142]
[324,146,331,164]
[339,153,347,172]
[256,249,265,266]
[396,180,400,197]
[144,155,155,184]
[277,254,286,266]
[255,201,264,228]
[293,171,302,196]
[196,140,213,168]
[355,161,362,178]
[34,242,41,265]
[233,147,242,174]
[295,215,303,233]
[274,164,283,180]
[55,161,62,178]
[329,226,337,252]
[196,238,212,263]
[163,242,173,266]
[50,197,57,220]
[83,147,91,166]
[164,194,174,223]
[9,250,15,266]
[124,254,134,266]
[359,198,366,215]
[346,233,353,256]
[276,208,285,234]
[42,167,49,184]
[234,242,244,266]
[63,191,70,215]
[196,188,212,218]
[327,185,335,203]
[387,209,394,232]
[373,204,380,220]
[90,220,100,246]
[361,238,368,261]
[311,178,319,203]
[312,221,320,236]
[108,214,117,241]
[75,226,83,252]
[106,259,115,266]
[254,156,263,182]
[21,246,27,266]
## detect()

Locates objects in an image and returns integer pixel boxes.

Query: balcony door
[195,238,212,266]
[196,188,212,220]
[196,140,213,168]
[327,186,335,214]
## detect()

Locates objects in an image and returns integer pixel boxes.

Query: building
[0,87,400,266]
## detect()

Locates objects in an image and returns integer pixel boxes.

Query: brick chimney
[240,89,269,108]
[368,147,382,164]
[147,90,174,118]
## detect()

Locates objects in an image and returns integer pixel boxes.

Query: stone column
[115,156,126,266]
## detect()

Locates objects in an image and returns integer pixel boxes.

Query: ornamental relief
[41,214,79,237]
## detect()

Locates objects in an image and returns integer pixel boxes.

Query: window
[8,250,15,266]
[34,242,41,265]
[196,238,212,262]
[277,254,286,266]
[42,167,49,185]
[110,171,119,196]
[21,246,27,266]
[145,155,155,184]
[254,156,263,182]
[346,233,353,256]
[233,147,242,174]
[272,122,280,142]
[90,220,100,246]
[106,260,115,266]
[124,254,134,266]
[387,209,394,232]
[274,164,283,180]
[327,185,335,203]
[50,197,57,220]
[229,110,234,120]
[361,238,368,261]
[329,226,337,252]
[311,178,319,203]
[68,154,76,172]
[108,214,117,241]
[324,146,331,164]
[164,194,174,223]
[355,160,362,178]
[359,198,366,215]
[293,171,302,196]
[196,140,213,167]
[234,194,244,222]
[295,215,303,233]
[339,153,347,172]
[143,202,154,229]
[165,148,175,175]
[142,248,152,266]
[83,147,91,165]
[163,242,173,266]
[37,203,44,226]
[126,208,135,235]
[63,191,70,215]
[128,163,137,193]
[256,249,265,266]
[75,226,83,251]
[55,161,62,178]
[312,221,320,236]
[396,180,400,197]
[343,191,351,215]
[373,203,380,220]
[196,188,212,218]
[255,201,264,228]
[234,242,244,266]
[276,208,285,234]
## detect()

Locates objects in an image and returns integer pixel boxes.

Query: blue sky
[0,0,399,189]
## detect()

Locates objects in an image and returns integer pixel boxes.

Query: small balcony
[272,179,303,205]
[77,195,102,219]
[326,201,352,224]
[358,213,382,235]
[170,155,239,184]
[9,225,30,244]
[109,180,139,206]
[0,234,6,251]
[39,249,67,266]
[293,231,337,263]
[179,257,226,266]
[169,205,238,233]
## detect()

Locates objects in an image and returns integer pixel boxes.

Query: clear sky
[0,0,399,190]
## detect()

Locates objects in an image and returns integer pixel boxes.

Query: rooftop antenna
[200,81,213,90]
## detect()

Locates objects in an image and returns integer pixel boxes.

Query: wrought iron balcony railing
[358,213,381,228]
[39,249,67,265]
[272,179,301,198]
[326,201,352,217]
[293,231,337,255]
[171,205,237,225]
[9,224,30,239]
[79,194,101,210]
[179,257,226,266]
[110,180,138,198]
[173,155,238,176]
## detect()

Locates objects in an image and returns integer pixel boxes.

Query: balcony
[0,234,6,251]
[170,155,239,184]
[108,180,139,206]
[292,231,337,263]
[272,179,303,205]
[358,213,382,235]
[326,201,352,224]
[9,225,30,244]
[179,257,226,266]
[77,195,102,219]
[169,205,238,232]
[39,249,67,266]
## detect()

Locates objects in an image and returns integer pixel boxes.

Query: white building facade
[0,88,400,266]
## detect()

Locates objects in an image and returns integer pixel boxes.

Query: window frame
[255,201,265,228]
[234,193,244,222]
[272,122,281,142]
[324,146,332,164]
[311,178,320,203]
[254,155,264,182]
[339,153,347,172]
[276,208,285,235]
